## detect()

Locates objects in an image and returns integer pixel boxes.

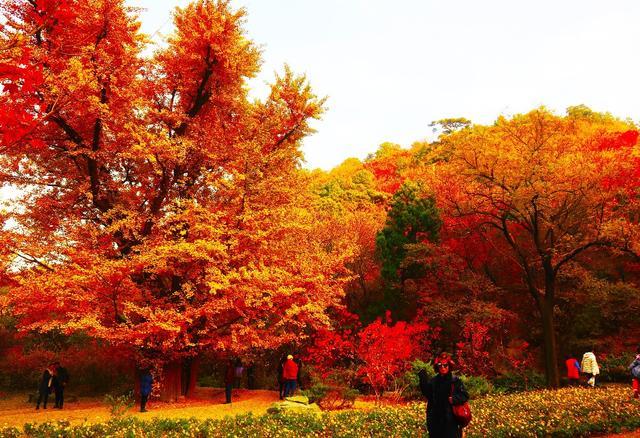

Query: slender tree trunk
[182,357,200,398]
[540,297,560,388]
[133,366,141,399]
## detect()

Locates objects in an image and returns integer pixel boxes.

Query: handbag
[450,382,472,427]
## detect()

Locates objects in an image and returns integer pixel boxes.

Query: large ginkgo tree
[0,0,348,400]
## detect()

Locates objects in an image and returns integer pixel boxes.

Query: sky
[108,1,640,169]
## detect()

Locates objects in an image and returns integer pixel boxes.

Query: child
[581,348,599,388]
[565,354,581,386]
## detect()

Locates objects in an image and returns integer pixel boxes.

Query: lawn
[0,388,281,428]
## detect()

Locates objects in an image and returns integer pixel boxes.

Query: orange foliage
[0,0,346,373]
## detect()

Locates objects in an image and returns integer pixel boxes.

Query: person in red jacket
[565,354,581,386]
[282,354,299,398]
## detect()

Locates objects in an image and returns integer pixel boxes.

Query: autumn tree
[0,0,346,400]
[434,107,640,386]
[374,182,441,320]
[308,158,387,321]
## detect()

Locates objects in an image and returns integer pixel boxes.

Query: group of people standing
[223,358,245,404]
[565,348,600,387]
[223,354,302,405]
[415,347,638,438]
[36,362,69,410]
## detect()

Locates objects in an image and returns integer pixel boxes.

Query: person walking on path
[224,359,235,404]
[418,352,469,438]
[581,348,600,387]
[565,355,581,386]
[52,361,69,409]
[35,365,53,410]
[629,345,640,399]
[140,369,153,412]
[282,354,299,398]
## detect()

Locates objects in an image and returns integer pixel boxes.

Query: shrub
[302,382,358,410]
[302,382,328,404]
[599,352,635,383]
[103,391,134,418]
[459,374,495,399]
[397,359,435,400]
[492,370,545,393]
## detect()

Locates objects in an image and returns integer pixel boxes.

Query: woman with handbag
[418,352,470,438]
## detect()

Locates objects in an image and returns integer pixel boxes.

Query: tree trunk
[540,298,560,388]
[160,360,182,402]
[182,357,200,398]
[133,366,141,399]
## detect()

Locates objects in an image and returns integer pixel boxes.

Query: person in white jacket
[581,349,600,387]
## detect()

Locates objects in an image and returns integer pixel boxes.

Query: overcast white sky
[128,1,640,169]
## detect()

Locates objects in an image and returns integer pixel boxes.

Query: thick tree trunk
[160,361,182,402]
[160,358,200,402]
[540,298,560,388]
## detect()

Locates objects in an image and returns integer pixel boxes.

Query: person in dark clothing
[36,366,53,410]
[277,355,286,400]
[294,357,304,390]
[418,352,469,438]
[52,362,69,409]
[140,369,153,412]
[233,359,244,389]
[224,359,235,404]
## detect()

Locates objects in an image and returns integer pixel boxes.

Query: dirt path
[0,388,279,428]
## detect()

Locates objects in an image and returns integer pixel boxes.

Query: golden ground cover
[0,388,280,428]
[2,386,640,437]
[0,387,383,430]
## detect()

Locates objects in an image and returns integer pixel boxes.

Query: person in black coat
[52,361,69,409]
[36,366,53,410]
[418,352,469,438]
[224,359,234,404]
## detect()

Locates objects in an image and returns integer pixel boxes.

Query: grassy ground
[0,387,381,429]
[0,388,281,428]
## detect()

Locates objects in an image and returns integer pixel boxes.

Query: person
[36,365,53,410]
[140,369,152,412]
[628,345,640,399]
[224,359,235,404]
[52,361,69,409]
[294,356,304,390]
[418,352,469,438]
[581,348,600,387]
[282,354,299,398]
[233,359,244,389]
[277,355,286,400]
[565,354,581,386]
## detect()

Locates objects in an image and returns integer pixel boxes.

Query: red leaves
[356,316,431,394]
[306,310,433,395]
[595,129,639,150]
